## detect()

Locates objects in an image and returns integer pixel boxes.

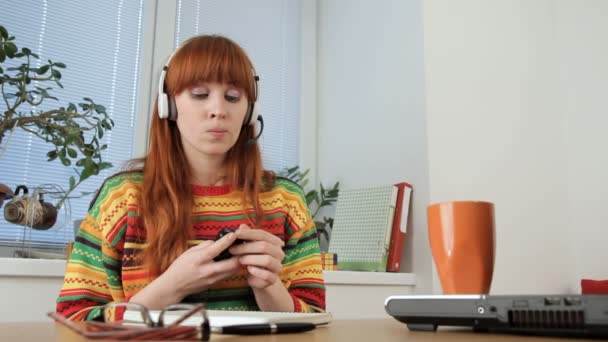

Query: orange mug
[427,201,495,294]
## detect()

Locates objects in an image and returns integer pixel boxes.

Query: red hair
[135,35,273,276]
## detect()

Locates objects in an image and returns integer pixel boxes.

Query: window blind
[175,0,301,172]
[0,0,145,245]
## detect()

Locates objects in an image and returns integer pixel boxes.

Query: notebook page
[123,309,332,328]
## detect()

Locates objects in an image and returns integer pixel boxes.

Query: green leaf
[0,49,5,63]
[47,150,58,161]
[0,26,8,39]
[37,65,49,74]
[327,188,339,198]
[81,163,100,181]
[30,52,39,59]
[69,176,76,190]
[99,162,113,170]
[60,156,71,166]
[21,47,31,55]
[305,190,317,206]
[300,168,310,179]
[80,166,94,182]
[97,128,104,139]
[53,62,66,68]
[51,69,61,79]
[67,148,77,158]
[82,146,92,157]
[5,42,17,57]
[95,104,106,113]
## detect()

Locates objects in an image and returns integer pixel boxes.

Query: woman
[56,35,325,321]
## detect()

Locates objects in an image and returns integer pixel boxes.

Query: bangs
[165,35,255,100]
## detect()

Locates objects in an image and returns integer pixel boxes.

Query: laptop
[385,294,608,338]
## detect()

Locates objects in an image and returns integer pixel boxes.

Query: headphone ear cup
[158,93,169,119]
[169,97,177,120]
[248,101,260,126]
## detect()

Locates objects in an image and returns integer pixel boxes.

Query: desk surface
[0,319,582,341]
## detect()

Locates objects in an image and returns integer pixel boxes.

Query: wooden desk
[0,319,581,341]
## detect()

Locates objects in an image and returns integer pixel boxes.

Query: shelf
[323,270,416,286]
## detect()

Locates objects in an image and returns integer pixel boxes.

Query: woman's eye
[225,90,242,103]
[191,92,208,99]
[190,87,209,99]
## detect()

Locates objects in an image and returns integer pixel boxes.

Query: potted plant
[0,24,114,227]
[279,166,340,251]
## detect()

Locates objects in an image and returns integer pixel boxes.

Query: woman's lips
[207,128,227,138]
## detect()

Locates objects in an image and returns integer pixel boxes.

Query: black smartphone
[213,228,245,262]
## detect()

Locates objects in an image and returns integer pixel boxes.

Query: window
[0,0,145,246]
[175,0,301,171]
[0,0,301,249]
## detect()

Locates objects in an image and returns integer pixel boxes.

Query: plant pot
[3,185,58,230]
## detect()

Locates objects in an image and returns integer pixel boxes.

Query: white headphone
[157,50,261,128]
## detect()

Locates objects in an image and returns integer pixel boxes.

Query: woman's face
[174,81,249,158]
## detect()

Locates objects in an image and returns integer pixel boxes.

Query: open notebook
[123,309,332,329]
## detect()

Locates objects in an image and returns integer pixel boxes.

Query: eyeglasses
[48,302,210,341]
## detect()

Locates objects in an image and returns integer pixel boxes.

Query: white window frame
[0,0,318,256]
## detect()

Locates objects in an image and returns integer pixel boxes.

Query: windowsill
[323,270,416,286]
[0,257,66,277]
[0,258,417,287]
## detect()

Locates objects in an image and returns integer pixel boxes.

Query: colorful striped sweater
[56,172,325,320]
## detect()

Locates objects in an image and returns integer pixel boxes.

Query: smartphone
[213,228,245,262]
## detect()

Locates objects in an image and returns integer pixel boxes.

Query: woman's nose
[209,111,226,119]
[208,95,227,119]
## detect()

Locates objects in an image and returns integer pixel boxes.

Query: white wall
[423,0,607,294]
[0,259,66,322]
[556,0,608,282]
[317,0,433,293]
[317,0,608,296]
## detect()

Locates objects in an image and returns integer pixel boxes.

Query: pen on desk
[214,322,317,335]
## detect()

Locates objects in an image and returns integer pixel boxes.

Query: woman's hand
[163,232,242,299]
[131,232,242,309]
[229,224,285,289]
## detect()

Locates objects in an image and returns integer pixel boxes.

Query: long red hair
[134,35,273,276]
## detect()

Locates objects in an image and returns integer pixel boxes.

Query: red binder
[386,182,413,272]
